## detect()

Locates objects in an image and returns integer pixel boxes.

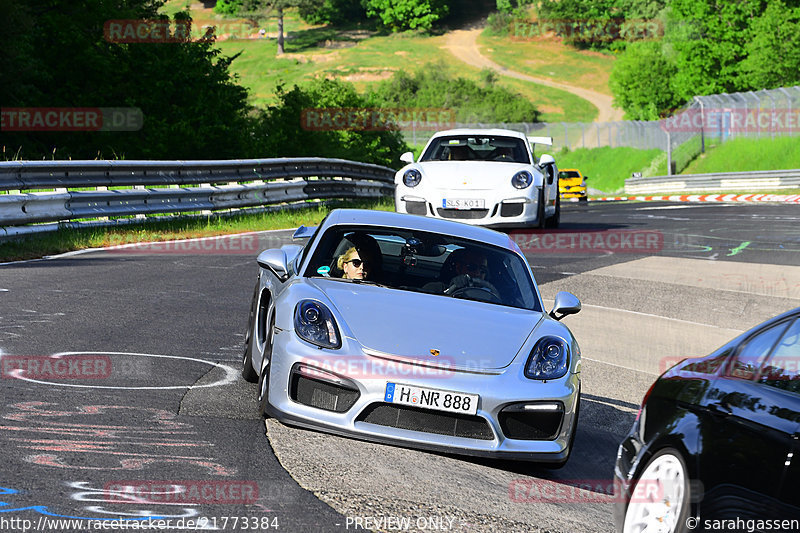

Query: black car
[615,307,800,532]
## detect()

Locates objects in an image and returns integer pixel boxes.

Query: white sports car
[394,129,561,228]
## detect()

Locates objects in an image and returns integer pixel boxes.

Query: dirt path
[443,28,624,123]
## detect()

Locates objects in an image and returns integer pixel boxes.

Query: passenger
[337,246,370,280]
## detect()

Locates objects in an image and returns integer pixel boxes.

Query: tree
[298,0,367,26]
[241,0,314,55]
[364,0,449,32]
[0,0,253,160]
[741,1,800,89]
[609,40,679,119]
[252,79,407,167]
[666,0,766,101]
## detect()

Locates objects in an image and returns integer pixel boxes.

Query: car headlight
[294,300,340,349]
[403,169,422,187]
[525,336,570,380]
[511,170,533,189]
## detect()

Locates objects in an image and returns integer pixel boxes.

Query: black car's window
[303,226,541,311]
[758,319,800,394]
[420,135,531,164]
[728,322,791,380]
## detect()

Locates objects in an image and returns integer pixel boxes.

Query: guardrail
[625,169,800,195]
[0,158,396,238]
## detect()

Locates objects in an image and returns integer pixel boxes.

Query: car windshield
[559,171,581,179]
[303,226,541,311]
[420,135,531,164]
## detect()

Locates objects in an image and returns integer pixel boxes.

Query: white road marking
[5,351,238,390]
[581,303,741,330]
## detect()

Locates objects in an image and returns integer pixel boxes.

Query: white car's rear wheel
[623,448,690,533]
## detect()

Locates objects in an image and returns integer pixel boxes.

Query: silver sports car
[243,209,582,464]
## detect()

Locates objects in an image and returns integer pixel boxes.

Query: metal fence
[0,158,395,239]
[400,86,800,176]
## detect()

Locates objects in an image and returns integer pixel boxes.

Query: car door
[695,317,799,519]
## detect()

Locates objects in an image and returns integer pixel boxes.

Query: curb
[586,194,800,203]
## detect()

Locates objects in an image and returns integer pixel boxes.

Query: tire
[257,311,276,418]
[536,188,546,229]
[579,196,588,203]
[622,448,691,533]
[241,280,260,383]
[546,192,561,229]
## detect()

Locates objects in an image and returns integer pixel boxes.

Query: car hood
[312,279,542,371]
[415,161,535,190]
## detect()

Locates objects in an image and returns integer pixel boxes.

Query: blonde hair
[336,247,359,272]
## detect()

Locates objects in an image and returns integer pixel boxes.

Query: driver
[423,248,500,301]
[451,249,488,280]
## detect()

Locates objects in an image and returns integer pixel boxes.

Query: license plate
[384,383,479,415]
[443,198,485,210]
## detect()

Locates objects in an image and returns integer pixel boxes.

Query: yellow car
[558,169,588,202]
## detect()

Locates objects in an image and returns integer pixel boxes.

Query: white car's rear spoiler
[527,136,553,147]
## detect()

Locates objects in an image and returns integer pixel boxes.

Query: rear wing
[527,136,554,165]
[527,136,553,147]
[292,225,317,240]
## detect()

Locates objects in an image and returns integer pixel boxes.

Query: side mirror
[283,244,303,266]
[538,154,556,185]
[549,291,581,321]
[257,249,289,280]
[400,151,415,164]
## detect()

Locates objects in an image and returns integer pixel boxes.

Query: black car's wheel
[257,310,276,418]
[622,448,691,533]
[241,280,260,383]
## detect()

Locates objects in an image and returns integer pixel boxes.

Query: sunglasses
[345,259,368,268]
[465,263,488,275]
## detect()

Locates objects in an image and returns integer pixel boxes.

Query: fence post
[667,130,672,176]
[695,97,705,154]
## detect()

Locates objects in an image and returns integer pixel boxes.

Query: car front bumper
[395,191,548,229]
[265,328,580,462]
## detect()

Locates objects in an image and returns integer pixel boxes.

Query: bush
[252,79,408,167]
[370,64,540,123]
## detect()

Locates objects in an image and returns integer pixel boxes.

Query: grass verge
[682,136,800,175]
[556,146,663,193]
[0,198,393,263]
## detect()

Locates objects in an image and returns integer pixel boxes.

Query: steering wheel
[492,154,513,161]
[445,275,502,303]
